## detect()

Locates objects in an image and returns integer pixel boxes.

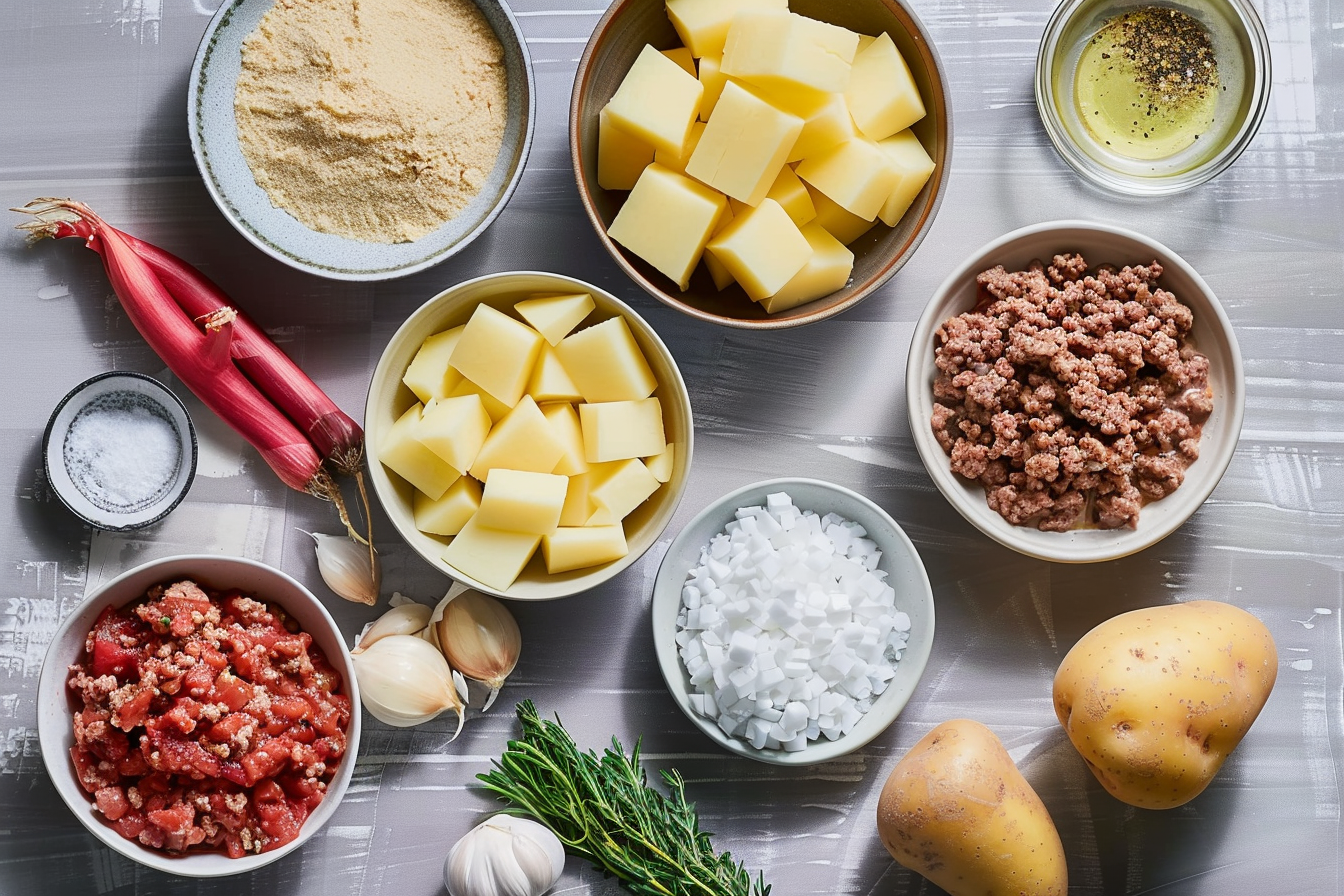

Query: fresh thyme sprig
[478,701,771,896]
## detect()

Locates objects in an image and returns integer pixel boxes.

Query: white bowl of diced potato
[366,272,693,600]
[571,0,950,328]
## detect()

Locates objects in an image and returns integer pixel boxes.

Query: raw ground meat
[931,253,1212,531]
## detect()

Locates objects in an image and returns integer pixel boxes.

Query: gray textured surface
[1,1,1340,894]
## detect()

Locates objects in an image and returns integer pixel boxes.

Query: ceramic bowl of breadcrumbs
[189,0,535,281]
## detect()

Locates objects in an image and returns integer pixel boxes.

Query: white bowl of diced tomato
[36,555,360,877]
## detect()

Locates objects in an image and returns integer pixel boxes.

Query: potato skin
[876,719,1067,896]
[1053,600,1277,810]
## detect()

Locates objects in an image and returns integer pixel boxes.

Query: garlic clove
[353,602,432,654]
[431,589,521,700]
[445,815,565,896]
[308,531,380,605]
[351,634,464,736]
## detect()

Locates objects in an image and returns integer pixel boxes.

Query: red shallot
[17,209,365,476]
[17,199,331,496]
[17,198,382,599]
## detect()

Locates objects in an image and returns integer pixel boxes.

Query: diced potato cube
[539,401,588,476]
[476,469,569,535]
[608,162,727,291]
[702,204,737,290]
[414,394,491,474]
[469,395,566,480]
[721,11,860,95]
[762,165,815,225]
[644,442,675,483]
[560,472,594,526]
[441,516,540,591]
[758,222,854,313]
[605,45,703,156]
[527,345,583,403]
[588,458,662,522]
[542,526,629,574]
[786,92,856,162]
[555,316,659,403]
[685,81,803,207]
[402,326,465,403]
[665,0,787,59]
[877,129,936,226]
[413,476,482,537]
[380,404,460,500]
[580,398,666,463]
[661,46,697,77]
[449,303,543,408]
[654,120,707,175]
[598,107,656,191]
[806,183,878,245]
[697,54,729,121]
[845,32,925,141]
[795,138,900,222]
[445,377,512,424]
[706,198,812,301]
[514,292,595,345]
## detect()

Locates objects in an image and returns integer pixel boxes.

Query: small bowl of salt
[43,372,197,531]
[651,478,935,765]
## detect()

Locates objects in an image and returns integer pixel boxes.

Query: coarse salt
[675,492,910,752]
[62,391,183,513]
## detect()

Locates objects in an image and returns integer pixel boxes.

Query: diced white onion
[674,492,912,750]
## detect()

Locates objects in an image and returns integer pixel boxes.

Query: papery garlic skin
[308,532,379,605]
[351,634,464,736]
[431,589,521,711]
[353,602,432,654]
[445,815,565,896]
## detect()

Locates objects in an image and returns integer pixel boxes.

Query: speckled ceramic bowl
[906,221,1245,562]
[188,0,534,280]
[570,0,951,328]
[650,478,934,765]
[43,372,197,531]
[36,555,360,877]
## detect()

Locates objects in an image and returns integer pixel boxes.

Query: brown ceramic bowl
[570,0,951,329]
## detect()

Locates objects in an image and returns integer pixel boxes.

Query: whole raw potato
[1053,599,1277,810]
[876,719,1067,896]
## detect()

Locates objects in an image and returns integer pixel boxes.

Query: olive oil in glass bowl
[1035,0,1270,195]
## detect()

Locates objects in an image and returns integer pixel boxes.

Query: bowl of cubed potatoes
[366,271,693,600]
[571,0,951,328]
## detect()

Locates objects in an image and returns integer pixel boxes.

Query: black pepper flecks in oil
[1073,5,1220,160]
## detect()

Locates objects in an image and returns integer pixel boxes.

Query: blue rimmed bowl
[188,0,535,281]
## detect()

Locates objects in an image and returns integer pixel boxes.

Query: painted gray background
[0,1,1339,894]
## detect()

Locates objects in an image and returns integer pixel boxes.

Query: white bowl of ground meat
[906,221,1244,563]
[36,555,360,876]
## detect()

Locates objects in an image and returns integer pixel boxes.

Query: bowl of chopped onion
[650,478,934,765]
[36,554,360,876]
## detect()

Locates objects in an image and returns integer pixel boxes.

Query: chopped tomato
[89,606,145,679]
[253,779,308,851]
[67,579,348,857]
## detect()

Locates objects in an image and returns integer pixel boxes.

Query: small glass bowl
[1035,0,1270,195]
[43,372,197,531]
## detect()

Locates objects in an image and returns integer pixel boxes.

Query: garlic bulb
[430,588,520,712]
[353,602,431,654]
[308,532,379,605]
[351,634,465,736]
[445,815,565,896]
